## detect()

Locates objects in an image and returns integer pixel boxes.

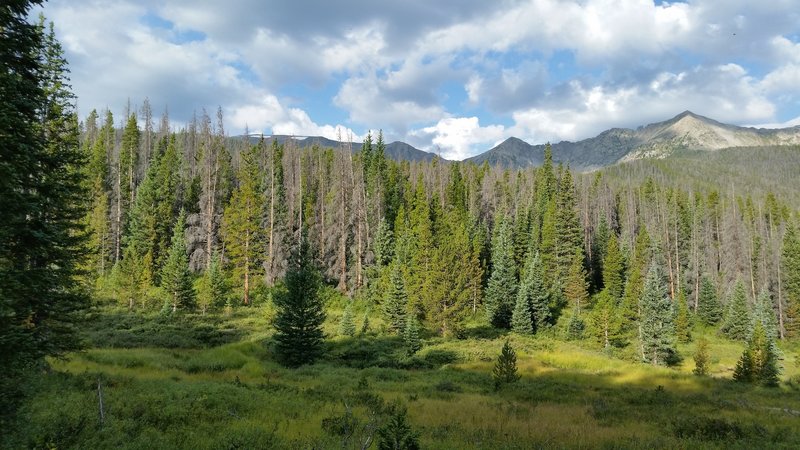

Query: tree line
[79,103,800,367]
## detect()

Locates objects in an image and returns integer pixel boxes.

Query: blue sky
[41,0,800,159]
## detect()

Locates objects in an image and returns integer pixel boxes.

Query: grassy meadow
[5,298,800,449]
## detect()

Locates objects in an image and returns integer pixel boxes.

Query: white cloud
[410,117,505,160]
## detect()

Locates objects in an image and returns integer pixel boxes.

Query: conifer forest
[4,1,800,449]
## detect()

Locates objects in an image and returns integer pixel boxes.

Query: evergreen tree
[516,252,551,333]
[160,211,194,313]
[733,320,780,387]
[639,262,677,366]
[602,234,624,300]
[1,9,89,408]
[223,144,264,305]
[692,337,710,376]
[273,232,326,367]
[697,275,723,325]
[721,281,751,341]
[555,168,583,279]
[753,288,779,343]
[492,340,520,390]
[565,307,585,340]
[589,290,623,349]
[621,225,651,327]
[485,217,518,328]
[403,314,421,355]
[563,248,589,314]
[511,291,534,334]
[360,310,371,335]
[539,198,558,280]
[384,264,408,334]
[197,249,228,314]
[339,301,356,337]
[675,290,693,343]
[377,402,420,450]
[782,225,800,337]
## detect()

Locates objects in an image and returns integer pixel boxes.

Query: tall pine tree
[485,217,518,328]
[639,262,677,366]
[160,211,194,313]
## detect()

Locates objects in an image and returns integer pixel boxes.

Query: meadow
[5,298,800,450]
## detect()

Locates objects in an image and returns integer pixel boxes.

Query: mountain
[467,111,800,170]
[236,134,439,162]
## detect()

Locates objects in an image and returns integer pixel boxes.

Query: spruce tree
[197,250,227,314]
[384,264,408,334]
[160,211,195,313]
[589,290,623,349]
[492,340,520,390]
[516,251,551,333]
[377,402,420,450]
[733,320,780,387]
[273,232,326,367]
[675,290,692,343]
[602,234,624,300]
[1,9,88,407]
[485,217,518,328]
[403,314,421,355]
[753,288,779,343]
[563,248,589,314]
[692,337,710,376]
[639,262,677,366]
[339,301,356,337]
[565,307,585,340]
[511,291,534,334]
[782,225,800,337]
[721,281,751,341]
[697,275,723,325]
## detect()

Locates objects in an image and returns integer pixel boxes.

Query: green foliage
[753,288,779,343]
[384,264,408,334]
[783,225,800,337]
[339,301,356,337]
[721,281,751,341]
[589,290,623,349]
[692,337,710,376]
[273,234,326,367]
[602,234,625,300]
[492,340,520,390]
[403,315,422,356]
[516,252,551,333]
[377,402,420,450]
[675,290,693,343]
[485,217,518,328]
[511,290,534,334]
[565,308,586,340]
[697,276,723,325]
[733,321,780,387]
[563,248,589,313]
[639,262,677,366]
[196,250,229,314]
[159,211,195,313]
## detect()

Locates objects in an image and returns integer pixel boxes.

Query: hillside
[238,134,440,162]
[467,111,800,170]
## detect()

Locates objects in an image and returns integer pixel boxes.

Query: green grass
[5,306,800,449]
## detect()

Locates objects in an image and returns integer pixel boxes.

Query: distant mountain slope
[236,134,439,162]
[467,111,800,170]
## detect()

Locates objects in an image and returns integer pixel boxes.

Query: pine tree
[753,288,779,344]
[160,211,195,313]
[223,144,264,305]
[339,301,356,337]
[485,217,518,328]
[516,252,551,333]
[197,249,228,314]
[675,290,692,343]
[384,264,408,334]
[589,290,623,349]
[565,307,585,340]
[377,402,420,450]
[602,234,624,300]
[492,340,520,390]
[1,9,88,403]
[511,291,534,334]
[360,310,371,335]
[697,275,723,325]
[621,225,651,327]
[639,262,677,366]
[273,232,326,367]
[692,337,710,376]
[733,320,780,387]
[721,281,751,341]
[563,248,589,314]
[782,225,800,337]
[403,314,421,355]
[554,168,583,279]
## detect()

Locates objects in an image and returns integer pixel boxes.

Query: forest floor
[5,302,800,449]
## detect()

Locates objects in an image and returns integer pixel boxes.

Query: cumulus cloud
[409,117,505,160]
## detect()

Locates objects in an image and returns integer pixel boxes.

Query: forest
[4,2,800,449]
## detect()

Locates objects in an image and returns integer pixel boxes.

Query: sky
[39,0,800,160]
